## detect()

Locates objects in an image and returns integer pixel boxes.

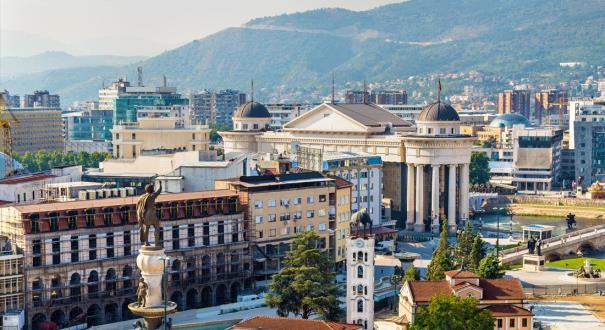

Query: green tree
[412,294,495,330]
[454,222,474,269]
[209,124,231,142]
[469,235,486,271]
[481,136,497,148]
[403,264,420,283]
[476,253,504,279]
[427,221,454,280]
[13,151,110,172]
[470,152,490,185]
[265,231,342,320]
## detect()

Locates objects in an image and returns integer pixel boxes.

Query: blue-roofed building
[489,113,531,129]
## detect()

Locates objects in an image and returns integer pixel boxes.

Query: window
[89,235,97,260]
[192,133,196,140]
[357,266,363,278]
[522,318,528,327]
[106,233,114,258]
[319,194,326,202]
[255,216,263,224]
[268,214,277,222]
[280,213,290,221]
[440,128,446,134]
[359,171,368,179]
[131,133,136,139]
[293,211,302,220]
[49,213,58,231]
[124,231,132,256]
[497,319,502,329]
[357,299,363,313]
[292,197,302,205]
[85,209,95,228]
[68,212,77,230]
[428,128,433,134]
[318,223,326,231]
[319,209,326,217]
[254,200,263,208]
[306,210,314,218]
[268,199,276,207]
[509,318,515,327]
[269,229,276,237]
[71,236,79,262]
[280,198,289,206]
[52,238,60,265]
[307,196,314,204]
[306,224,314,231]
[258,231,263,239]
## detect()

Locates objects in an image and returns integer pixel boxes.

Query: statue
[527,236,536,255]
[136,278,148,307]
[566,213,576,230]
[137,182,162,246]
[536,239,542,256]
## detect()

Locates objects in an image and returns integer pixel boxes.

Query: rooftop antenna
[438,78,442,103]
[162,75,167,87]
[137,66,143,87]
[251,79,254,103]
[331,72,335,104]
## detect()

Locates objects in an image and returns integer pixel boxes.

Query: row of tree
[427,221,504,281]
[12,150,111,172]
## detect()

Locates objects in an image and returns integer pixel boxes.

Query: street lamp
[390,274,402,311]
[159,256,171,330]
[494,207,504,255]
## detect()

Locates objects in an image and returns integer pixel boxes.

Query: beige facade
[111,118,210,159]
[216,172,351,285]
[3,107,63,154]
[0,252,24,316]
[334,180,353,265]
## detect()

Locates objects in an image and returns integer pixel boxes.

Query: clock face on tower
[356,239,365,248]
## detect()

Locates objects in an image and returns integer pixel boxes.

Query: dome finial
[251,79,254,103]
[438,78,442,103]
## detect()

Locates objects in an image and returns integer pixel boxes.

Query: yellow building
[111,118,210,159]
[3,107,63,154]
[216,171,352,286]
[0,250,24,321]
[329,175,353,269]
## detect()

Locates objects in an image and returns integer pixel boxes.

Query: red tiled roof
[453,281,480,290]
[0,200,12,206]
[371,226,397,235]
[12,190,238,213]
[407,281,453,303]
[408,278,525,303]
[480,279,525,301]
[0,173,55,185]
[232,316,361,330]
[487,305,533,317]
[327,175,353,188]
[444,270,479,278]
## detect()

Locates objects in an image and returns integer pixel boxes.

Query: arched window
[357,266,363,279]
[364,253,367,262]
[357,251,363,262]
[357,299,363,313]
[357,284,363,295]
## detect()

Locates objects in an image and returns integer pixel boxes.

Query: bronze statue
[136,278,148,307]
[137,182,162,246]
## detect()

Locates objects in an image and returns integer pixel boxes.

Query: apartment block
[0,190,252,329]
[20,91,60,109]
[3,107,63,154]
[498,89,531,118]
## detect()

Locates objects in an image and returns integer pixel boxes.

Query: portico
[404,101,475,233]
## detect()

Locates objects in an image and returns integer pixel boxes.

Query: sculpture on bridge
[527,236,536,255]
[566,213,577,230]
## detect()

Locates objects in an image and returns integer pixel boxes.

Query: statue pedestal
[523,254,545,272]
[129,246,177,329]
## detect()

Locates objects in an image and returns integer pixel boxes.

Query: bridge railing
[500,224,605,257]
[523,283,605,296]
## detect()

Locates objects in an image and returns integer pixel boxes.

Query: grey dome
[418,101,460,121]
[233,101,270,119]
[489,113,530,128]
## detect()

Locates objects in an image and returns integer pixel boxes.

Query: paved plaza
[530,300,605,330]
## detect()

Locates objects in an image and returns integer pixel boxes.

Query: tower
[346,209,375,330]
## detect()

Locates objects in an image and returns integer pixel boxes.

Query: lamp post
[159,256,171,330]
[495,207,504,255]
[390,274,402,311]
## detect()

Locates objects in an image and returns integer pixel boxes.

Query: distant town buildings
[21,90,60,109]
[534,89,567,124]
[2,90,21,108]
[265,103,313,129]
[379,104,423,122]
[345,90,407,105]
[498,89,531,118]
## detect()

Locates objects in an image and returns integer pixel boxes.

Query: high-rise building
[512,126,563,191]
[98,78,131,111]
[113,87,188,124]
[2,90,21,108]
[3,107,63,154]
[573,103,605,188]
[20,90,60,108]
[534,89,567,124]
[371,90,407,105]
[345,90,370,104]
[265,103,313,129]
[190,90,246,126]
[63,110,113,141]
[215,90,246,127]
[498,89,531,118]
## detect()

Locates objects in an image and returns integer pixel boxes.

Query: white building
[98,151,251,193]
[0,166,83,204]
[265,103,313,130]
[404,102,475,233]
[346,211,375,330]
[378,104,423,122]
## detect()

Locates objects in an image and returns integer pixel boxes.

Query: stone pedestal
[523,254,545,272]
[129,246,177,329]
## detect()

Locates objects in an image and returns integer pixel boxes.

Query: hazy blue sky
[1,0,399,56]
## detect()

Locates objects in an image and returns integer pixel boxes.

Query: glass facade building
[113,93,188,124]
[65,110,113,140]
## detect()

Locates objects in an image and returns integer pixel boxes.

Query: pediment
[284,104,369,132]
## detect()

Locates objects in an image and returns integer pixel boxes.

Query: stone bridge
[500,224,605,265]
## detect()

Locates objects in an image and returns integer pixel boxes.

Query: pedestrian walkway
[530,301,605,329]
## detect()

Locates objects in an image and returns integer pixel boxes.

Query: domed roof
[489,113,530,128]
[233,101,270,119]
[418,101,460,121]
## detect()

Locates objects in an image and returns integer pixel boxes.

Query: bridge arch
[578,242,597,255]
[546,252,561,262]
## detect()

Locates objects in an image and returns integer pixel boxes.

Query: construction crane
[0,93,18,177]
[549,94,569,127]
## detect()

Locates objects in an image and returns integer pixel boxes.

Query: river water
[477,214,603,237]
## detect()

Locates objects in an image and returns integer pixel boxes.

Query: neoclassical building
[220,101,474,232]
[404,102,474,233]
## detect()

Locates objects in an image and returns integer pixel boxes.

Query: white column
[431,165,440,233]
[459,163,470,224]
[414,165,425,232]
[448,165,457,233]
[406,164,415,228]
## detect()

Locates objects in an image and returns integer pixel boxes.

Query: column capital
[431,164,440,168]
[448,164,458,168]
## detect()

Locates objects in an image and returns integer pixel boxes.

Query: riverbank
[508,203,605,219]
